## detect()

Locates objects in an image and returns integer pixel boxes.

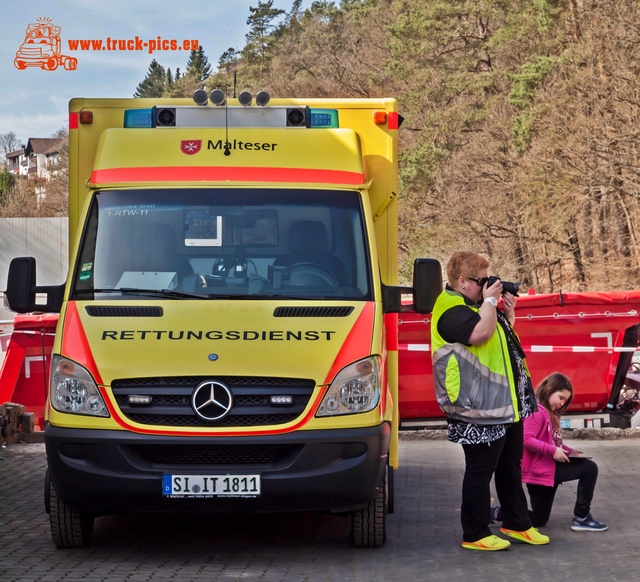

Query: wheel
[288,262,338,288]
[351,470,387,548]
[48,472,94,548]
[387,464,395,514]
[14,59,27,70]
[63,57,77,71]
[43,57,58,71]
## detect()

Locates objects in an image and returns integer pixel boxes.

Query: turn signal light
[373,111,387,125]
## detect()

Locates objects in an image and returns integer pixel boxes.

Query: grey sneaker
[571,513,608,532]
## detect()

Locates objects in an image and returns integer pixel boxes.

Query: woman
[431,251,547,551]
[523,372,607,531]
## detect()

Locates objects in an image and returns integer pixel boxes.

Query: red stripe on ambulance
[61,302,103,385]
[324,303,375,384]
[90,166,366,185]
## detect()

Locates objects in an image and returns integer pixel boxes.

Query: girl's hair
[535,372,574,432]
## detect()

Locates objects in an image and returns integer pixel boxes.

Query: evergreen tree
[165,68,174,94]
[245,0,286,70]
[186,46,212,82]
[134,59,166,98]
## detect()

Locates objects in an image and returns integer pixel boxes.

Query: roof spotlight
[256,91,271,107]
[193,89,209,106]
[238,91,252,106]
[209,89,226,106]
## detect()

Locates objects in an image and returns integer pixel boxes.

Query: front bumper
[45,422,390,515]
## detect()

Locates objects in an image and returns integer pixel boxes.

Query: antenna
[209,89,231,156]
[224,87,230,156]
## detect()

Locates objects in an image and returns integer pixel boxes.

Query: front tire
[47,473,94,548]
[351,470,387,548]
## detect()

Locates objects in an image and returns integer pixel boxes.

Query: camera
[483,275,520,296]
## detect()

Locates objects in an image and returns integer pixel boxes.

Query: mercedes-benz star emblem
[191,380,233,421]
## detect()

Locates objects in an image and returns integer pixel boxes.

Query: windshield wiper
[87,288,210,299]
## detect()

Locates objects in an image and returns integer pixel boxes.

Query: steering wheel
[288,262,338,288]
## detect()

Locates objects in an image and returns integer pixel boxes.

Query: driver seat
[275,220,345,284]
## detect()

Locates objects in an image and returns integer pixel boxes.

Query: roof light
[256,91,270,106]
[373,111,387,125]
[209,89,226,106]
[238,91,252,106]
[309,108,338,128]
[123,108,153,128]
[193,89,209,106]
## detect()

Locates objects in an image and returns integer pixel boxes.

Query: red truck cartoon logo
[14,17,77,71]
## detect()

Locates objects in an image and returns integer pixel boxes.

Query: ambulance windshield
[73,188,372,301]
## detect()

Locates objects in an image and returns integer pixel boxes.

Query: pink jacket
[522,406,573,487]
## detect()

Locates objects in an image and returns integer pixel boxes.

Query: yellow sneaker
[499,527,550,545]
[461,534,511,551]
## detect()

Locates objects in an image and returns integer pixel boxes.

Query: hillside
[209,0,640,292]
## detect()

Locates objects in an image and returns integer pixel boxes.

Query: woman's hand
[568,449,583,457]
[553,447,570,463]
[502,292,517,321]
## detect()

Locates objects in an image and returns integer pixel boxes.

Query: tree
[0,131,21,166]
[134,59,166,98]
[0,168,14,201]
[245,0,286,74]
[186,46,212,83]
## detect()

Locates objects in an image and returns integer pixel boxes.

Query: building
[24,138,62,180]
[5,148,26,176]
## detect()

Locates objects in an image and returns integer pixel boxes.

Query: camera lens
[156,108,176,126]
[502,281,520,296]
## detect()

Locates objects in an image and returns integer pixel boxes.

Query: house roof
[25,138,61,156]
[6,148,25,159]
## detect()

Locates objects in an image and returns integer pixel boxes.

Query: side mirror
[5,257,64,313]
[413,258,443,314]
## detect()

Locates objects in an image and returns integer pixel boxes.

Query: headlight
[316,357,381,417]
[50,355,109,417]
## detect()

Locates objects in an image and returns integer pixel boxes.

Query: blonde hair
[535,372,574,433]
[446,251,490,286]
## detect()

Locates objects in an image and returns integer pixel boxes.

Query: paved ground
[1,433,639,582]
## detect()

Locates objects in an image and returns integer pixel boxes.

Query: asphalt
[1,431,639,582]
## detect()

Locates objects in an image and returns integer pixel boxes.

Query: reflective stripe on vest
[431,289,518,425]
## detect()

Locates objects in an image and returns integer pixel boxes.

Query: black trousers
[526,457,599,527]
[460,421,532,542]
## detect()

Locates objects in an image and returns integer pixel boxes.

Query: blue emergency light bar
[123,106,339,129]
[123,108,154,128]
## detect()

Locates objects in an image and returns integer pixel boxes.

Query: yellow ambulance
[4,92,437,548]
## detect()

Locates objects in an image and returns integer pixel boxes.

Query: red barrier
[0,313,59,430]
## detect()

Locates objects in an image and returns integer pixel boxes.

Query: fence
[0,217,68,321]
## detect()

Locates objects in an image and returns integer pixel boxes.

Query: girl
[522,372,607,531]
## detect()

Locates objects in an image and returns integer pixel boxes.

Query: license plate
[162,474,261,498]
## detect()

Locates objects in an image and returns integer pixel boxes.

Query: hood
[61,300,375,386]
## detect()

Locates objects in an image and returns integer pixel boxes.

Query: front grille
[111,376,315,428]
[130,444,298,466]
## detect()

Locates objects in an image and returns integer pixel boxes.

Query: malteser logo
[15,17,78,71]
[181,140,202,155]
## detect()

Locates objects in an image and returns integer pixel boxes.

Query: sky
[0,0,311,147]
